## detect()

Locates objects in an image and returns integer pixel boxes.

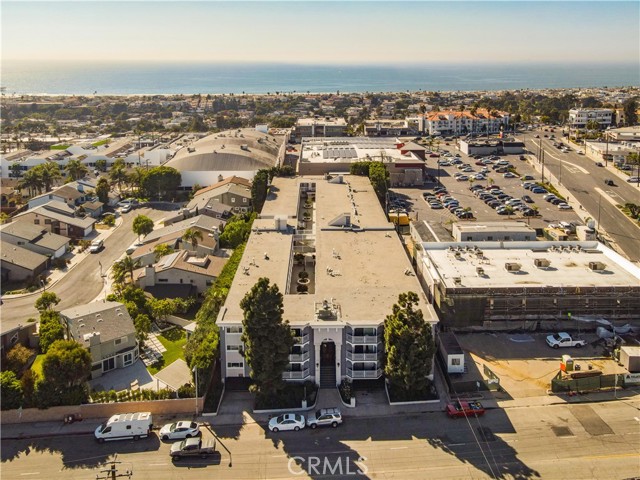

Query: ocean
[2,61,638,95]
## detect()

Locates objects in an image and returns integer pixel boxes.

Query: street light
[193,366,199,416]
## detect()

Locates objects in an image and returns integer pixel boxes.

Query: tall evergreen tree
[240,278,294,401]
[384,292,436,401]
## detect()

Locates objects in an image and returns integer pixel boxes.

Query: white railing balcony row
[282,369,310,380]
[346,333,381,345]
[293,333,310,345]
[346,368,383,379]
[346,352,379,362]
[289,352,310,363]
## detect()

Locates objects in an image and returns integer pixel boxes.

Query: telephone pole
[95,456,132,480]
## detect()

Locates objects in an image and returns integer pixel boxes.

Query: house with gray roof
[60,301,139,379]
[13,201,96,238]
[1,240,49,283]
[1,221,69,258]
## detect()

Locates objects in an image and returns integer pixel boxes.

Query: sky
[2,1,639,65]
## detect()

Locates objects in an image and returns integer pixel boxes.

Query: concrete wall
[0,397,205,424]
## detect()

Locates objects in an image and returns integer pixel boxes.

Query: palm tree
[111,261,127,285]
[65,159,88,181]
[18,169,44,197]
[38,162,62,192]
[119,255,141,283]
[182,228,203,251]
[109,158,128,194]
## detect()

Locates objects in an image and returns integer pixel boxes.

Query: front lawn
[147,328,186,375]
[92,139,109,147]
[31,354,45,379]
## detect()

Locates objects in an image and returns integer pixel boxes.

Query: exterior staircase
[320,364,336,388]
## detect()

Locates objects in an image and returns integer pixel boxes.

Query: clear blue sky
[2,1,639,64]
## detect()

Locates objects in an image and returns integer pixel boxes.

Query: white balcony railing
[346,352,379,362]
[283,369,310,380]
[293,333,310,345]
[346,368,383,379]
[289,352,310,363]
[346,333,380,345]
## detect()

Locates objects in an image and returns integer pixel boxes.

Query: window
[242,197,247,203]
[451,358,461,366]
[487,236,493,241]
[228,326,243,333]
[34,219,40,225]
[123,353,133,366]
[231,197,236,203]
[158,278,168,283]
[227,345,241,351]
[227,362,243,368]
[114,338,122,345]
[466,236,472,241]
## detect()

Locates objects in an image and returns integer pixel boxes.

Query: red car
[446,401,486,418]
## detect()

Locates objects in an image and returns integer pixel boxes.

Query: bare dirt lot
[456,332,627,398]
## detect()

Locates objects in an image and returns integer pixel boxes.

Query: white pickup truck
[546,332,587,349]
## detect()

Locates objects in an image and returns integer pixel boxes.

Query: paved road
[2,402,639,479]
[522,133,640,262]
[1,208,166,323]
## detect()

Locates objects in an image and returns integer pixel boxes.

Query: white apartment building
[417,109,510,136]
[218,175,438,387]
[294,117,348,138]
[568,108,613,129]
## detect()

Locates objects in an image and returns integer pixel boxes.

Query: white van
[94,412,153,443]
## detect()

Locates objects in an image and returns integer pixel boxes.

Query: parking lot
[392,147,584,241]
[456,332,627,398]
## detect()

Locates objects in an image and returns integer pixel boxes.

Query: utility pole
[95,456,132,480]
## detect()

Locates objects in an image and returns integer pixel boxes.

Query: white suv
[89,239,103,253]
[307,408,342,429]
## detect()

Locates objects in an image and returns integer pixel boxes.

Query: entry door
[320,341,335,367]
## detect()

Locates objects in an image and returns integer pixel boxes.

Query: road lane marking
[20,474,40,476]
[148,463,167,466]
[390,446,408,450]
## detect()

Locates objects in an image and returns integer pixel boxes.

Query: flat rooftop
[421,241,640,289]
[299,137,423,165]
[297,117,347,127]
[220,175,437,326]
[454,222,536,234]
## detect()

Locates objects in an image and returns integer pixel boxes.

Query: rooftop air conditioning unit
[589,261,606,271]
[534,258,551,268]
[454,252,462,259]
[453,277,462,285]
[505,262,521,272]
[476,267,485,276]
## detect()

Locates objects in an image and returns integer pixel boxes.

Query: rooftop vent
[534,258,551,268]
[505,262,522,272]
[588,261,606,271]
[453,277,462,286]
[476,267,485,277]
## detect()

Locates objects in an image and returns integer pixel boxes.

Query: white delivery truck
[94,412,153,443]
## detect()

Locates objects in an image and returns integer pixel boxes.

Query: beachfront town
[1,86,640,479]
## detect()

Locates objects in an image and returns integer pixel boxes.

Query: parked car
[531,187,547,194]
[503,172,518,178]
[558,203,572,210]
[95,412,153,443]
[170,438,217,460]
[159,421,200,441]
[521,175,534,181]
[519,155,527,161]
[522,195,533,203]
[307,408,342,429]
[268,413,306,432]
[446,401,485,418]
[546,332,587,349]
[89,239,104,253]
[456,211,474,219]
[628,176,640,183]
[121,204,133,213]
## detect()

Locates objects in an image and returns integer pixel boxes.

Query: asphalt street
[2,402,639,479]
[1,207,167,323]
[521,132,640,262]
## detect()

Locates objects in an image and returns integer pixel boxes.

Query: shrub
[339,379,352,402]
[298,271,309,279]
[102,214,116,227]
[296,284,308,293]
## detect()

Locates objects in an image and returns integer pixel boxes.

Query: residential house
[13,201,96,238]
[1,178,24,213]
[189,175,253,215]
[28,180,96,210]
[135,250,228,298]
[0,240,49,283]
[1,221,69,258]
[60,301,139,379]
[139,215,221,257]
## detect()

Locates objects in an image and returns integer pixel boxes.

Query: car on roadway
[546,332,587,349]
[159,421,200,441]
[268,413,306,432]
[604,179,615,186]
[307,408,342,429]
[89,239,104,253]
[595,162,604,167]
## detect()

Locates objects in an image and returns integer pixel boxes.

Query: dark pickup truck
[170,438,217,460]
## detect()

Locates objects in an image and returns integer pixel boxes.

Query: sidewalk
[2,216,124,300]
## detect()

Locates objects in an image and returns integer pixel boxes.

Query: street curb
[1,430,95,441]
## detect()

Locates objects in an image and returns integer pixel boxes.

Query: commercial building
[458,139,525,155]
[218,175,438,386]
[60,301,139,379]
[294,117,348,138]
[166,129,282,188]
[364,120,417,137]
[417,241,640,330]
[568,108,613,129]
[453,222,536,242]
[298,137,427,186]
[418,109,510,136]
